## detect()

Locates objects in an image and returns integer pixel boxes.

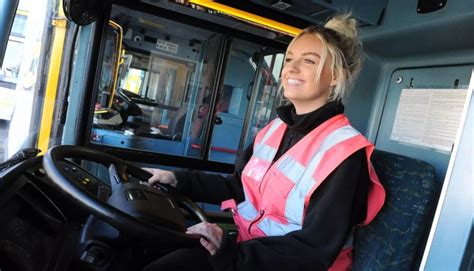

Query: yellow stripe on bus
[37,0,67,154]
[188,0,301,37]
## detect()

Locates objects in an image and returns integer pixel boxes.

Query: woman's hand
[186,222,223,255]
[143,168,178,187]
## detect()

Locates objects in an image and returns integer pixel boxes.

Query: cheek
[322,60,335,82]
[281,70,289,84]
[316,67,332,86]
[306,72,319,87]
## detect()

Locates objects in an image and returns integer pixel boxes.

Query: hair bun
[324,14,358,40]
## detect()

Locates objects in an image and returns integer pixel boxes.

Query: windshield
[0,0,51,162]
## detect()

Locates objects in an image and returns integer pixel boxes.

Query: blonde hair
[284,14,362,103]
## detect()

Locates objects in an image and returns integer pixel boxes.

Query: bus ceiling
[61,0,398,38]
[138,0,389,37]
[61,0,453,33]
[184,0,388,27]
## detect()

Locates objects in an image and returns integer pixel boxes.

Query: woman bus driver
[144,14,386,271]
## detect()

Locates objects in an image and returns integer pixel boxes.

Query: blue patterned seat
[353,150,438,271]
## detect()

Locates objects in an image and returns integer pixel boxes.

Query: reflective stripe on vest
[237,200,260,221]
[258,118,284,147]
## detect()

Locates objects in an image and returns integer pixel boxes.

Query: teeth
[287,79,303,85]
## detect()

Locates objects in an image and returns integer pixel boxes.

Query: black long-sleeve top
[173,101,369,271]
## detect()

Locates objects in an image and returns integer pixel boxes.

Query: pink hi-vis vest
[221,114,385,270]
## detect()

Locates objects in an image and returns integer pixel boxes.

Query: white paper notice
[391,88,468,152]
[156,39,179,54]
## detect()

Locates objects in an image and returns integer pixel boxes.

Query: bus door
[207,46,284,163]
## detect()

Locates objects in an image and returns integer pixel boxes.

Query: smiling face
[281,34,336,114]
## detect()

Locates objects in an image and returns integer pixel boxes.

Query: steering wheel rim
[43,145,208,245]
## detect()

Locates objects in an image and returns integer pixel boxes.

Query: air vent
[272,1,292,10]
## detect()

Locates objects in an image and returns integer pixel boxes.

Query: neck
[292,99,328,115]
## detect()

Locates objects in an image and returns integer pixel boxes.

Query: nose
[285,59,300,73]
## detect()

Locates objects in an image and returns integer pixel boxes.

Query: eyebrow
[286,51,321,59]
[302,52,321,58]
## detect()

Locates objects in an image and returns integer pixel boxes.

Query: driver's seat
[166,105,187,141]
[353,150,439,270]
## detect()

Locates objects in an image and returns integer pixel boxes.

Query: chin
[282,91,294,100]
[283,87,295,95]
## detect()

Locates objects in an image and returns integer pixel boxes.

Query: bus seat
[167,105,187,141]
[353,150,438,271]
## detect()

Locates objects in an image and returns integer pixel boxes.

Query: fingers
[186,222,223,255]
[141,167,160,186]
[141,168,177,187]
[148,172,164,186]
[200,237,217,255]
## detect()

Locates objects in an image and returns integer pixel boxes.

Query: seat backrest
[167,105,188,140]
[353,150,438,271]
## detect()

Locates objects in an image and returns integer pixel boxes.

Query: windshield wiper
[0,148,41,171]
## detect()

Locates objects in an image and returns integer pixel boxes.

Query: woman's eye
[284,58,293,63]
[304,59,316,64]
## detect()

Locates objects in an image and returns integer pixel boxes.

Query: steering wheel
[43,145,208,246]
[120,88,160,107]
[114,88,143,117]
